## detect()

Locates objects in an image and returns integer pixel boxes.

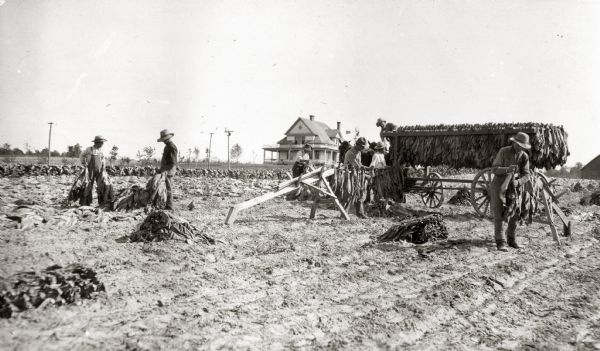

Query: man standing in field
[157,129,178,211]
[489,132,531,251]
[344,137,368,218]
[80,135,108,205]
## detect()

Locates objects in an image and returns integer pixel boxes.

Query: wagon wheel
[471,168,493,218]
[420,172,444,208]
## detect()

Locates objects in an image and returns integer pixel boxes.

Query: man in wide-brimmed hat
[489,132,532,251]
[157,129,178,211]
[343,137,369,218]
[80,135,108,205]
[376,117,397,152]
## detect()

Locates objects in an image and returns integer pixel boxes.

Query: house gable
[284,118,317,136]
[582,154,600,173]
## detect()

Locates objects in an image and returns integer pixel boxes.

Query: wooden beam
[541,190,561,246]
[382,127,538,137]
[320,174,350,220]
[310,168,325,219]
[225,167,335,224]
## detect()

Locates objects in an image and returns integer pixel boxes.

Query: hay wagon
[383,123,572,237]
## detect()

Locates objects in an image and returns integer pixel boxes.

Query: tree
[193,147,200,163]
[109,146,119,165]
[136,146,155,165]
[121,157,132,165]
[230,143,242,163]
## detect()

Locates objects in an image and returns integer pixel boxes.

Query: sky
[0,0,598,166]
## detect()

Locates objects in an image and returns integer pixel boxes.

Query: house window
[314,150,320,159]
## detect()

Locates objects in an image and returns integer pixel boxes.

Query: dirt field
[1,175,599,350]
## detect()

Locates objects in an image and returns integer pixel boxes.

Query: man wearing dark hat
[80,135,108,205]
[489,132,532,251]
[157,129,178,211]
[344,137,368,218]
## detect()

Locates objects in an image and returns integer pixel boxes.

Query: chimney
[337,122,341,132]
[309,115,315,121]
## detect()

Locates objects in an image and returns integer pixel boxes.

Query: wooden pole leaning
[225,167,349,224]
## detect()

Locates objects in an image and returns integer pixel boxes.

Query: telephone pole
[207,132,213,169]
[47,122,55,165]
[225,129,234,171]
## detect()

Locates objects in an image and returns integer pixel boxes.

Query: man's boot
[496,240,509,252]
[506,219,519,249]
[356,202,368,219]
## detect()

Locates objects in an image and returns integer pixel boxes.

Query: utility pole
[47,122,54,165]
[225,129,234,171]
[208,132,213,169]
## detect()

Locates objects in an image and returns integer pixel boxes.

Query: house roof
[283,117,342,144]
[581,154,600,172]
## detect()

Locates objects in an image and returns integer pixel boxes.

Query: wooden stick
[320,174,350,220]
[541,189,561,246]
[310,168,325,219]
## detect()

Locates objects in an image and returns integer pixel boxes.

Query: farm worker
[292,144,312,177]
[489,132,531,251]
[376,118,398,152]
[369,142,387,169]
[344,137,368,218]
[79,135,108,205]
[156,129,178,211]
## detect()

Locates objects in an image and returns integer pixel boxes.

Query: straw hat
[91,135,107,143]
[510,132,531,149]
[157,129,174,142]
[373,142,385,151]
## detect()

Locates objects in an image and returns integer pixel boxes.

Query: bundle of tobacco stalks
[503,175,539,225]
[146,173,168,209]
[285,184,318,202]
[370,164,406,202]
[130,210,215,244]
[111,185,150,211]
[66,168,90,205]
[378,213,448,244]
[0,264,105,318]
[448,187,471,206]
[331,166,371,209]
[111,173,167,211]
[390,123,569,169]
[580,190,600,206]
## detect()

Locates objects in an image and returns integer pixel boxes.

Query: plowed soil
[1,175,599,350]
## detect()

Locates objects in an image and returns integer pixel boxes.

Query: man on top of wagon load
[157,129,178,211]
[80,135,108,205]
[344,137,368,218]
[292,143,312,177]
[489,132,532,252]
[376,118,398,152]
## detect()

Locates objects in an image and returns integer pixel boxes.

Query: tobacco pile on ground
[130,210,215,244]
[0,264,105,318]
[390,122,569,169]
[378,213,448,244]
[580,190,600,206]
[448,187,471,206]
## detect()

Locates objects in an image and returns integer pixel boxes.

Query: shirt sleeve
[492,148,506,168]
[517,152,531,184]
[169,145,178,166]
